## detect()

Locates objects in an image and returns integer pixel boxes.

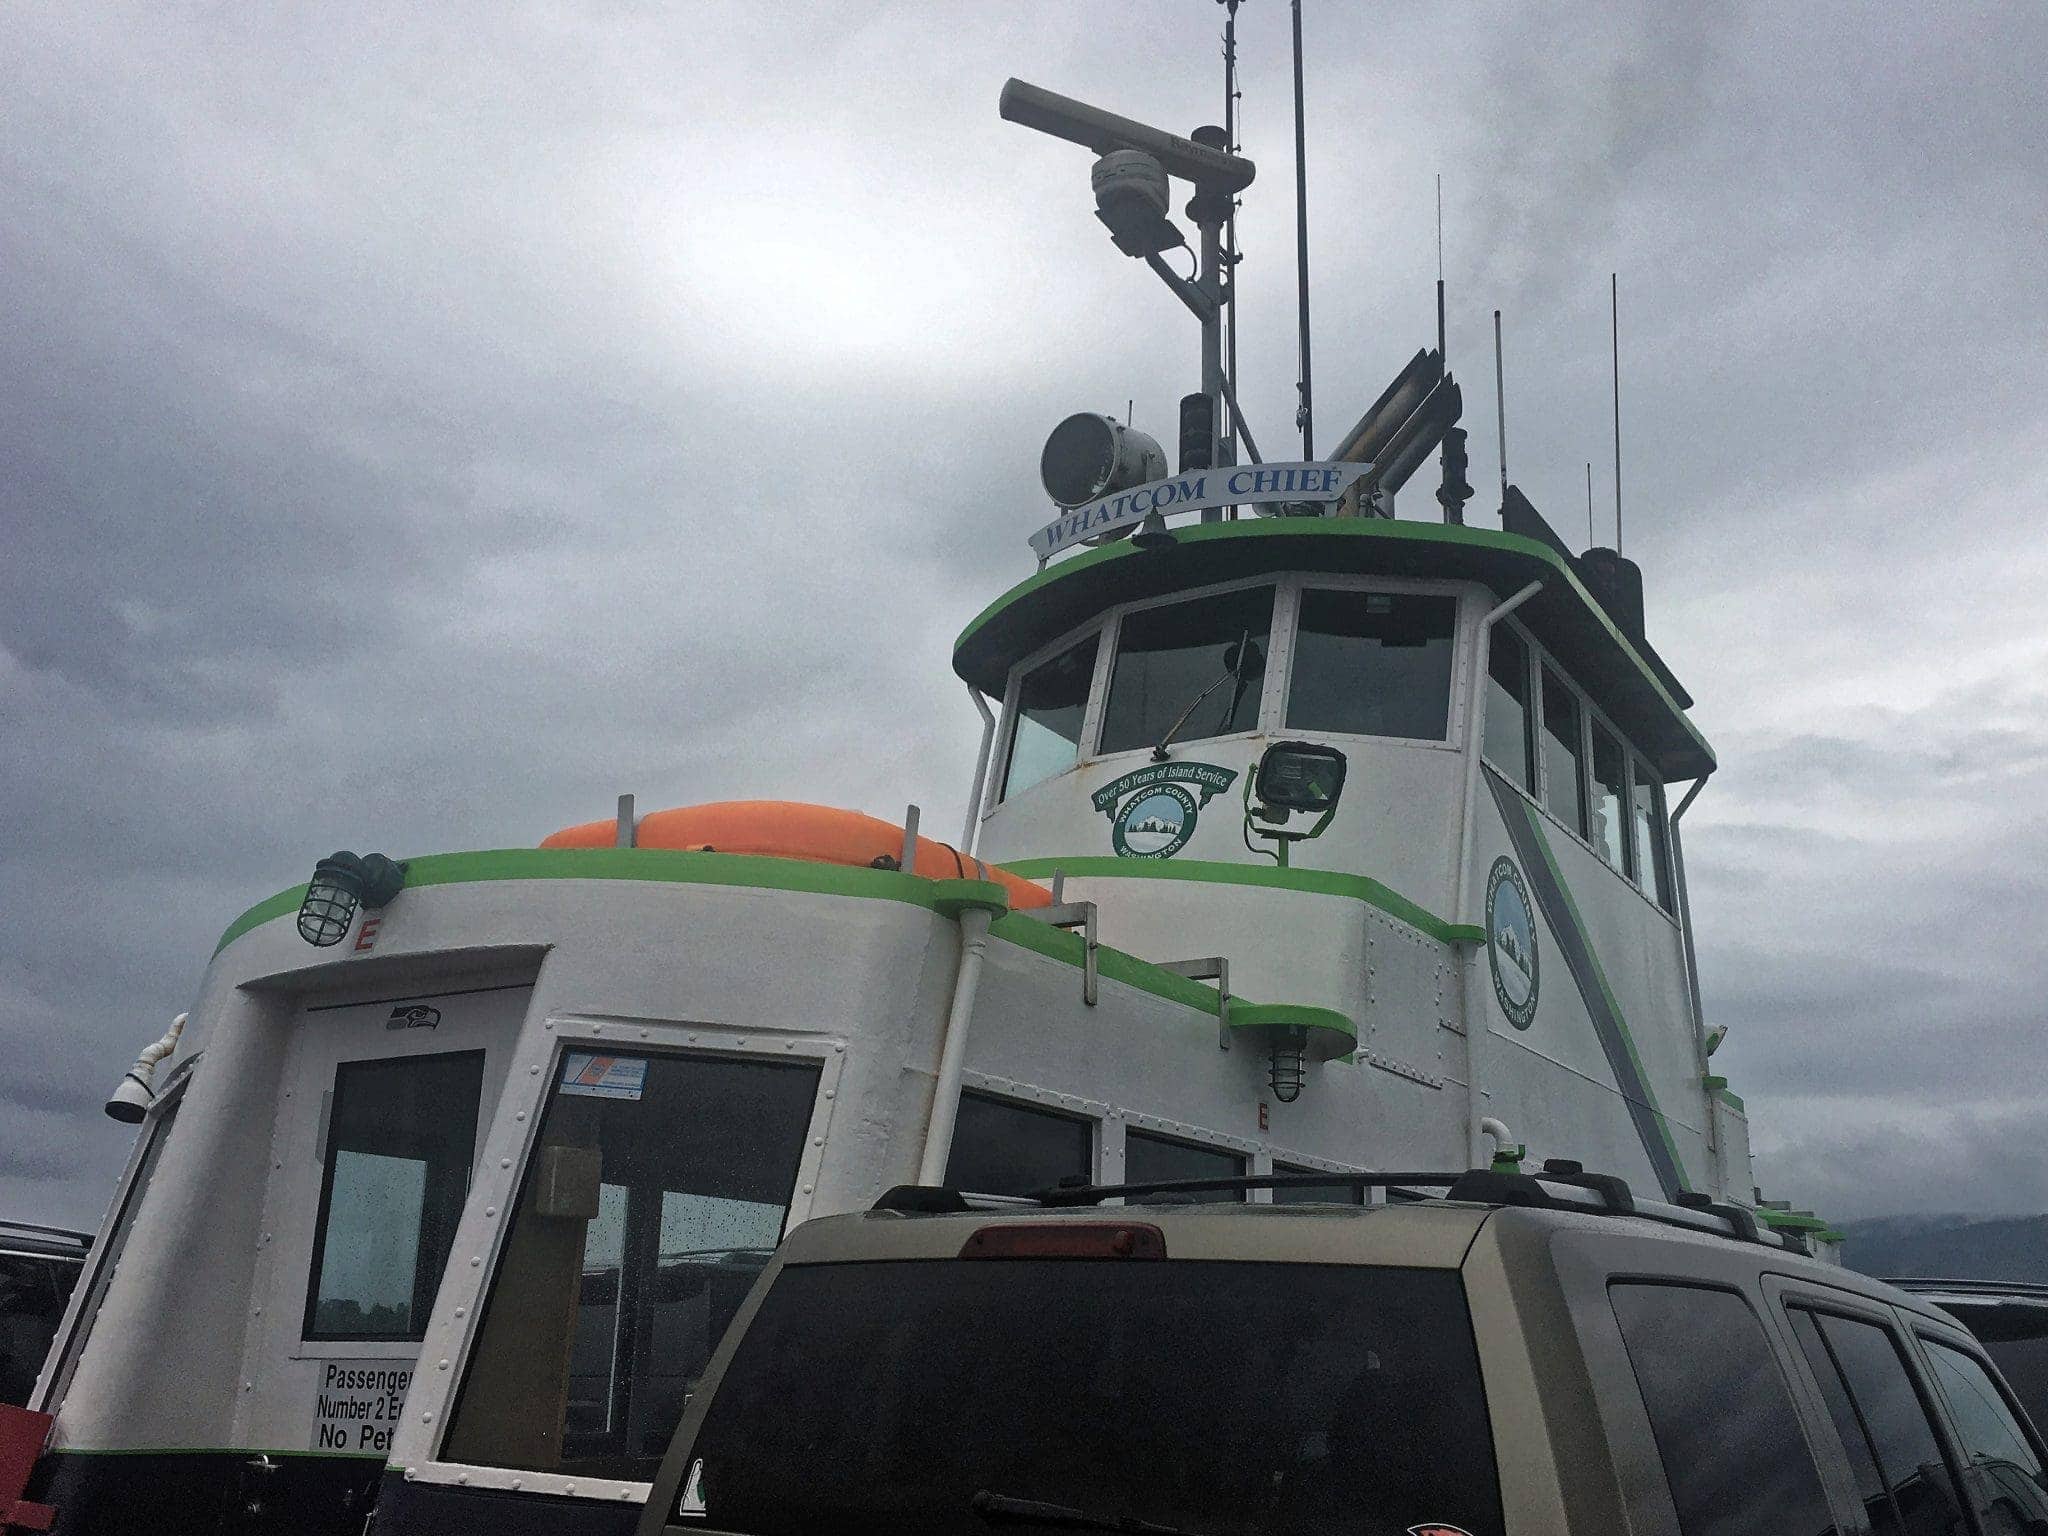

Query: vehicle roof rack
[0,1220,91,1255]
[869,1163,1803,1254]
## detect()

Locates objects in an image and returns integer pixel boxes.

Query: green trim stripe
[214,848,1227,1021]
[954,517,1712,766]
[1001,856,1482,945]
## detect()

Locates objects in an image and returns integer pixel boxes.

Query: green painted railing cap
[1228,1002,1357,1063]
[929,877,1010,919]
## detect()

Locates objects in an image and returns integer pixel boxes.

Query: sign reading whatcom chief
[1028,461,1375,560]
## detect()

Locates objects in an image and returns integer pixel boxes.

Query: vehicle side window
[0,1254,78,1406]
[304,1050,485,1341]
[1609,1283,1836,1536]
[1920,1338,2048,1530]
[945,1092,1091,1198]
[1788,1308,1912,1536]
[1804,1309,1969,1535]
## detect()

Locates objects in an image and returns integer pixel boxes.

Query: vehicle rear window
[681,1259,1501,1536]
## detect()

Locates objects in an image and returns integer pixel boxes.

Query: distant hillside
[1840,1213,2048,1283]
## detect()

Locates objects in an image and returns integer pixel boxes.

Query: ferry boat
[0,57,1834,1536]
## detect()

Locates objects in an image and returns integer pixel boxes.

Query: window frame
[1093,574,1289,762]
[301,1047,489,1344]
[1910,1323,2048,1518]
[948,1075,1104,1195]
[1270,574,1472,752]
[992,620,1113,808]
[424,1028,845,1498]
[1486,616,1682,929]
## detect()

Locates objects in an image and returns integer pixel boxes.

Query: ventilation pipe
[1457,582,1542,1167]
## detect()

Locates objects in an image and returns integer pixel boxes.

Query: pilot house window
[1099,586,1273,756]
[1002,634,1099,800]
[1540,668,1588,837]
[1483,626,1535,791]
[444,1050,819,1482]
[1285,590,1456,740]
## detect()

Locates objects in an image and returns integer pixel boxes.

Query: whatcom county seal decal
[1092,762,1239,859]
[1485,856,1540,1029]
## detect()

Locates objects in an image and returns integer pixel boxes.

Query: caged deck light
[297,851,408,947]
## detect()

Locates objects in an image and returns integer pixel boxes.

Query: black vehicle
[1892,1279,2048,1437]
[0,1223,89,1407]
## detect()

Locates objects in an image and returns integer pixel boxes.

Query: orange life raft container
[541,800,1053,911]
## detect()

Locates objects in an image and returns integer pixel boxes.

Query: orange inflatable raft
[542,800,1053,912]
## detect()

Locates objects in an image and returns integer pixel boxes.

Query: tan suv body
[638,1177,2048,1536]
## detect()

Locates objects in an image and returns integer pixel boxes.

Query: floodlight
[1040,414,1167,508]
[1255,741,1348,815]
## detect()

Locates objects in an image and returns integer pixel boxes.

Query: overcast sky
[4,3,2045,1231]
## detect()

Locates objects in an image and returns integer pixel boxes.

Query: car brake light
[958,1222,1166,1259]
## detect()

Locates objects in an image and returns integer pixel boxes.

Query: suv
[0,1222,88,1407]
[638,1167,2048,1536]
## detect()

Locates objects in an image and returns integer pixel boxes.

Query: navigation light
[298,851,408,947]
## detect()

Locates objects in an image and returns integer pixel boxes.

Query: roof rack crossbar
[1029,1171,1465,1207]
[0,1220,91,1246]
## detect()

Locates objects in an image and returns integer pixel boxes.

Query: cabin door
[229,982,529,1532]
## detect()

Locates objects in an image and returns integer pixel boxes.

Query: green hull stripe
[1000,856,1480,945]
[215,849,1227,1021]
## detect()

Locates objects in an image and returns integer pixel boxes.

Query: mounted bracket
[1155,956,1232,1048]
[1019,899,1100,1007]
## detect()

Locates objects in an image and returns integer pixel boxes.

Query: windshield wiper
[1149,631,1263,762]
[972,1488,1219,1536]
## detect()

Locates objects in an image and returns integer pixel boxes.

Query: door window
[1608,1283,1835,1536]
[304,1051,485,1341]
[945,1092,1091,1198]
[1920,1338,2048,1529]
[1794,1308,1968,1535]
[443,1050,820,1482]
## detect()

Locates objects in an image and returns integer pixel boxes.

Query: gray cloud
[3,2,2046,1229]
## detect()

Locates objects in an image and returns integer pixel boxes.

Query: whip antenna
[1435,174,1445,359]
[1221,0,1243,498]
[1493,309,1507,498]
[1291,0,1313,457]
[1586,462,1595,547]
[1612,271,1623,553]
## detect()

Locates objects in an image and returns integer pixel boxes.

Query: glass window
[1099,586,1274,756]
[1789,1308,1909,1536]
[1589,721,1629,872]
[1632,763,1675,911]
[1484,625,1535,791]
[1921,1339,2048,1525]
[305,1051,485,1341]
[0,1252,81,1407]
[1540,668,1587,837]
[1811,1310,1966,1536]
[1002,634,1099,800]
[444,1051,819,1481]
[1984,1336,2048,1448]
[1271,1164,1366,1205]
[945,1092,1091,1198]
[685,1261,1504,1536]
[1123,1131,1245,1202]
[1608,1283,1835,1536]
[1285,589,1456,740]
